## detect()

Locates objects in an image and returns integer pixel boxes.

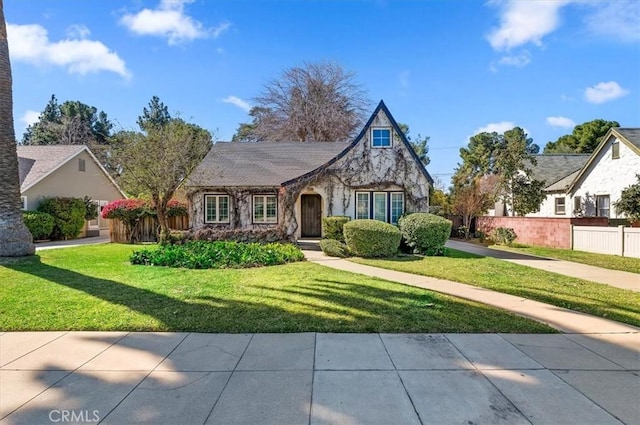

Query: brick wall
[476,216,608,249]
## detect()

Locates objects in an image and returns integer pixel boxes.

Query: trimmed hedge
[322,216,350,242]
[319,239,350,258]
[343,219,401,258]
[22,211,55,240]
[130,241,304,269]
[37,197,86,240]
[193,227,290,243]
[399,213,452,256]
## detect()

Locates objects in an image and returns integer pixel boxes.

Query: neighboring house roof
[185,100,434,188]
[16,144,126,197]
[528,154,590,191]
[186,141,349,187]
[567,127,640,193]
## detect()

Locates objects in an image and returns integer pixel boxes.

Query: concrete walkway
[35,235,111,251]
[446,239,640,292]
[1,331,638,425]
[303,250,639,334]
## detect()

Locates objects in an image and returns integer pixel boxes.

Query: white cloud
[546,116,575,128]
[7,23,130,78]
[474,121,517,135]
[584,81,629,104]
[20,110,40,127]
[120,0,229,45]
[584,0,640,43]
[497,51,531,67]
[222,96,251,112]
[487,0,569,51]
[65,24,90,39]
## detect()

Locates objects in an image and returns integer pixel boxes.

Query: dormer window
[371,128,391,148]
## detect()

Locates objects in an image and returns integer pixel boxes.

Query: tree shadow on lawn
[4,256,551,333]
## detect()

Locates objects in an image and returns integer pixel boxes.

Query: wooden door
[301,194,322,237]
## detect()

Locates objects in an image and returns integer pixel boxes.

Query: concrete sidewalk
[303,250,639,334]
[1,331,638,425]
[35,235,111,251]
[446,239,640,292]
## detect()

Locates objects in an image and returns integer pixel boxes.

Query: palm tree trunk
[0,0,35,256]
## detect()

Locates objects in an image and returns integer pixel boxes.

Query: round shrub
[37,197,86,240]
[343,219,401,258]
[319,239,350,258]
[399,213,452,256]
[22,211,55,240]
[322,216,351,242]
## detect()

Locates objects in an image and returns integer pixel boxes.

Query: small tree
[615,174,640,222]
[116,118,211,241]
[451,174,501,238]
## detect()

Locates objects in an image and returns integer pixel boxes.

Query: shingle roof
[616,128,640,151]
[185,141,350,187]
[528,154,590,190]
[17,145,86,191]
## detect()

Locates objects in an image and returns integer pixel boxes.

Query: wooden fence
[110,215,189,243]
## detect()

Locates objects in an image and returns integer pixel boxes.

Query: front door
[301,194,322,237]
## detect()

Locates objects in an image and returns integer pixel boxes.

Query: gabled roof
[17,144,126,197]
[567,127,640,193]
[283,100,434,186]
[528,154,590,191]
[186,100,434,188]
[185,141,349,187]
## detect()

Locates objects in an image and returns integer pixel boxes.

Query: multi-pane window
[355,191,404,224]
[573,196,582,215]
[373,193,387,222]
[596,195,610,218]
[20,196,27,210]
[205,194,230,223]
[554,197,565,215]
[253,195,277,223]
[390,193,404,224]
[612,141,620,159]
[371,128,391,148]
[356,192,370,219]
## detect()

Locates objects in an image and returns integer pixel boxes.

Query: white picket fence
[571,225,640,258]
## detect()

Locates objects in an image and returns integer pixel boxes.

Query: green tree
[397,123,430,166]
[453,127,544,216]
[614,174,640,222]
[544,119,620,153]
[0,0,35,256]
[137,95,171,132]
[116,118,212,241]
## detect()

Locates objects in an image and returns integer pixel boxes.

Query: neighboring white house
[17,145,126,235]
[567,128,640,219]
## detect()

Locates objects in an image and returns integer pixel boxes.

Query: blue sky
[6,0,640,186]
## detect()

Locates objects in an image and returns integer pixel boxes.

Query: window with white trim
[390,193,404,224]
[20,196,27,210]
[355,191,404,224]
[356,192,370,220]
[371,128,391,148]
[373,192,387,222]
[253,194,277,223]
[554,197,565,215]
[204,194,230,223]
[78,158,86,172]
[596,195,610,218]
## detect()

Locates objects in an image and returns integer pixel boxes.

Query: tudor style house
[184,101,434,240]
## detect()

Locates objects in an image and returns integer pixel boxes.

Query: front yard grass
[352,249,640,327]
[0,244,553,333]
[492,244,640,274]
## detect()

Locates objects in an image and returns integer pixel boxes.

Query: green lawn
[0,244,553,333]
[493,244,640,274]
[352,249,640,327]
